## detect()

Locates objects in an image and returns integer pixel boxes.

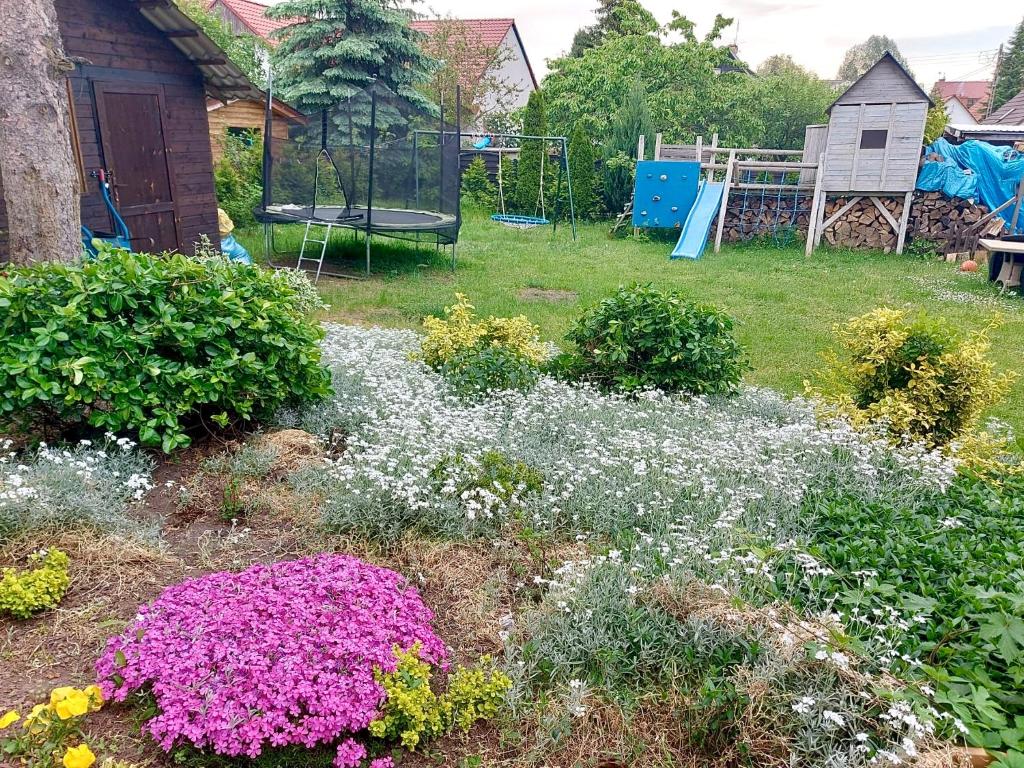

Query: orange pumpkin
[960,260,979,273]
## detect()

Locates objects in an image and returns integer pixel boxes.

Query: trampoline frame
[259,77,462,276]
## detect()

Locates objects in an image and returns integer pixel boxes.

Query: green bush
[0,249,332,452]
[560,284,747,395]
[460,156,497,210]
[440,346,541,398]
[214,131,263,229]
[0,548,70,619]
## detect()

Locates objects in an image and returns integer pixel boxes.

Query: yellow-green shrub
[368,643,512,750]
[808,308,1015,449]
[419,294,548,369]
[0,548,70,619]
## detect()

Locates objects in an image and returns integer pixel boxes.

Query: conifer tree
[602,79,652,215]
[568,124,597,219]
[992,18,1024,112]
[267,0,437,114]
[513,90,548,216]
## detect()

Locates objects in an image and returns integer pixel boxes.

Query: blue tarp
[916,139,1024,232]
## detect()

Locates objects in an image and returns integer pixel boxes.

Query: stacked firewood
[821,197,905,251]
[907,191,995,245]
[721,194,812,242]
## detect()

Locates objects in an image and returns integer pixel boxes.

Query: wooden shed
[806,53,932,254]
[0,0,259,261]
[206,95,305,163]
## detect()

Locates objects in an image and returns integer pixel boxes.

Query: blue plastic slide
[670,181,725,260]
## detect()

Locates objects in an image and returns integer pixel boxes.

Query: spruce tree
[513,90,548,216]
[992,18,1024,112]
[568,124,597,219]
[602,79,652,215]
[460,156,497,210]
[267,0,437,114]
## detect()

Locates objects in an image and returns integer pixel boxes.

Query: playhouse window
[859,129,888,150]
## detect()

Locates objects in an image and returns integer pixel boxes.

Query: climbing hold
[640,210,648,216]
[652,195,661,202]
[659,174,668,182]
[670,206,679,213]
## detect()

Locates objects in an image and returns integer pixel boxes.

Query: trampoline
[259,83,462,278]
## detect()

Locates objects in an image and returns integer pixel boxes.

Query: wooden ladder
[610,194,635,236]
[296,220,334,283]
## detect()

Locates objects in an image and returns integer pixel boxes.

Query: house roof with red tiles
[410,18,537,90]
[932,79,992,120]
[208,0,292,43]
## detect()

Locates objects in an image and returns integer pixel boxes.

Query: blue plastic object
[631,161,700,229]
[670,181,725,260]
[491,213,549,228]
[82,170,132,256]
[220,233,252,264]
[473,135,493,150]
[917,139,1024,232]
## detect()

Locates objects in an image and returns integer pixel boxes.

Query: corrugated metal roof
[948,123,1024,133]
[131,0,261,101]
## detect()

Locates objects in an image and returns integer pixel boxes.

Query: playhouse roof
[828,52,933,114]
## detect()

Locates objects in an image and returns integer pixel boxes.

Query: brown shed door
[94,83,180,252]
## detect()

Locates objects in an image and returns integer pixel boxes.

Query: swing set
[419,130,578,240]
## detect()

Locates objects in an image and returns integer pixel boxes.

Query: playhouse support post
[695,135,703,165]
[805,153,825,257]
[654,133,663,161]
[1011,176,1024,234]
[714,150,736,254]
[637,134,646,162]
[896,191,913,255]
[706,133,719,182]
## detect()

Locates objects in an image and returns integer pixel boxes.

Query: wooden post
[714,149,735,254]
[637,134,646,162]
[654,132,663,161]
[1011,176,1024,234]
[706,133,719,182]
[896,191,913,255]
[695,135,703,164]
[805,153,826,256]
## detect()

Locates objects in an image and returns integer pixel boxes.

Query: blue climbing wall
[631,161,700,229]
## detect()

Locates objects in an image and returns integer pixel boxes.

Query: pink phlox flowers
[96,554,446,758]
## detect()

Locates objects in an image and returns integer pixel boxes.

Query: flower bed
[96,555,446,759]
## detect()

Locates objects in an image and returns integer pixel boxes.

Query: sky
[413,0,1020,87]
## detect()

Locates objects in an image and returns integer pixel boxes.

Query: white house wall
[481,29,535,114]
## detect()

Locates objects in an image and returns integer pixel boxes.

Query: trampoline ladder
[296,220,333,283]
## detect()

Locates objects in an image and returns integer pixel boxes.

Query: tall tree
[748,58,836,149]
[992,18,1024,112]
[0,0,81,263]
[569,0,658,57]
[513,90,548,216]
[268,0,436,114]
[923,84,949,144]
[836,35,913,83]
[603,78,652,215]
[568,123,598,219]
[177,0,266,87]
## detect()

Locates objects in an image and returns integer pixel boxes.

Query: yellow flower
[83,684,104,711]
[24,703,52,734]
[62,744,96,768]
[0,710,19,729]
[53,690,90,720]
[50,686,77,705]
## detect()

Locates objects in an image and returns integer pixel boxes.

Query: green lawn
[236,211,1024,432]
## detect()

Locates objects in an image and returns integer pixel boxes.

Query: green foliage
[175,0,265,86]
[809,308,1015,448]
[433,450,545,507]
[602,79,652,214]
[0,250,332,452]
[793,472,1024,751]
[569,0,659,57]
[993,19,1024,112]
[214,131,263,230]
[747,65,836,150]
[460,156,497,210]
[440,346,541,398]
[513,90,549,216]
[836,35,913,82]
[567,123,599,219]
[268,0,437,114]
[368,644,511,750]
[0,549,70,619]
[268,267,328,315]
[561,284,747,395]
[924,85,950,145]
[419,294,549,370]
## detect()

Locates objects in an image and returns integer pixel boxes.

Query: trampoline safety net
[260,84,462,246]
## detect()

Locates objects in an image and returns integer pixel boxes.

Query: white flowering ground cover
[283,324,972,766]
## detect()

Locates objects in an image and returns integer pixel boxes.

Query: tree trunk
[0,0,81,264]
